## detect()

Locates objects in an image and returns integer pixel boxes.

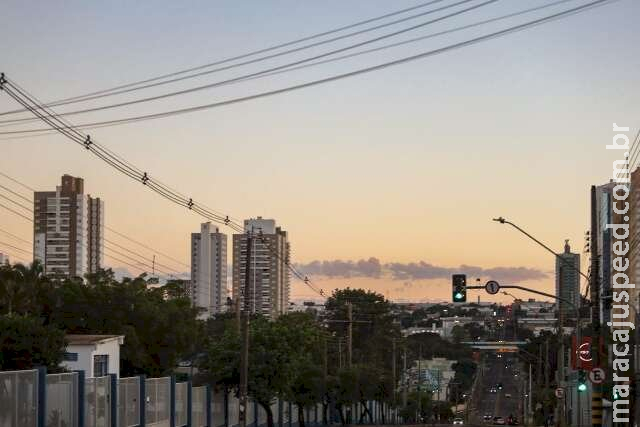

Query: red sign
[571,336,605,370]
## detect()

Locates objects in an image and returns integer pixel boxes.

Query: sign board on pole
[589,368,605,384]
[485,280,500,295]
[555,388,564,399]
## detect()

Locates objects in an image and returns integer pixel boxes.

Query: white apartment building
[33,175,104,278]
[190,222,227,318]
[232,217,290,319]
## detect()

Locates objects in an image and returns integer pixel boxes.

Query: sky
[1,0,639,303]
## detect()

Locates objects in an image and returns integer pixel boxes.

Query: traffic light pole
[466,283,583,427]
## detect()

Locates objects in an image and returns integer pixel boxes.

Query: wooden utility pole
[238,231,252,427]
[402,347,407,409]
[347,302,353,368]
[392,339,397,410]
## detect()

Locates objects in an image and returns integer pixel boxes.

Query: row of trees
[0,262,478,426]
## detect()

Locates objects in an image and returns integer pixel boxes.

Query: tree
[0,314,66,371]
[200,312,324,427]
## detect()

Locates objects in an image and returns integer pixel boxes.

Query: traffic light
[578,370,587,392]
[452,274,467,302]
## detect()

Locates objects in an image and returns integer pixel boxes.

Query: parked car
[493,416,506,425]
[505,393,512,398]
[453,417,464,425]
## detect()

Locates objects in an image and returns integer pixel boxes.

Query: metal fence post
[109,374,118,427]
[254,401,258,427]
[288,402,292,427]
[224,389,229,427]
[187,380,192,427]
[36,367,46,427]
[139,374,147,427]
[74,370,85,427]
[171,375,177,427]
[278,399,283,427]
[206,385,212,427]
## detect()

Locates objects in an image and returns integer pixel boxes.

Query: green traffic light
[578,383,587,392]
[455,292,464,300]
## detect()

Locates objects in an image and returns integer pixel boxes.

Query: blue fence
[0,369,399,427]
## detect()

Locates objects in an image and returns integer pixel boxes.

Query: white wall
[62,338,122,378]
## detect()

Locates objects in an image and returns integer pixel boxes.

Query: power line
[0,0,494,126]
[0,0,451,116]
[0,191,32,211]
[104,237,187,277]
[0,0,615,135]
[0,81,325,297]
[0,183,32,203]
[0,240,32,255]
[0,201,32,221]
[0,227,32,245]
[0,171,35,191]
[0,171,193,272]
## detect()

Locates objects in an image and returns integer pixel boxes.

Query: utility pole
[347,302,353,368]
[417,345,422,420]
[545,338,549,390]
[338,339,343,369]
[589,185,603,427]
[392,339,397,411]
[323,337,328,426]
[238,230,252,427]
[402,347,407,409]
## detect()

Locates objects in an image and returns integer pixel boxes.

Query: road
[470,353,524,425]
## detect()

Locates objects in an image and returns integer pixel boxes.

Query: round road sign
[589,368,605,384]
[485,280,500,295]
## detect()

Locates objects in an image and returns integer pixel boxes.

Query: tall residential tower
[232,217,290,319]
[190,222,227,317]
[33,175,104,278]
[555,240,580,318]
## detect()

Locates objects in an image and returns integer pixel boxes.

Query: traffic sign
[485,280,500,295]
[589,368,605,384]
[555,388,565,399]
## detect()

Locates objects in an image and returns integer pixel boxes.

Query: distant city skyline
[1,0,639,302]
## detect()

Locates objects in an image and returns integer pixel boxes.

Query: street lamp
[493,217,585,427]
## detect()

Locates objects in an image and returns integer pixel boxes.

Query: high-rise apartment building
[232,217,290,319]
[555,240,580,318]
[33,175,104,278]
[190,222,227,317]
[595,181,615,325]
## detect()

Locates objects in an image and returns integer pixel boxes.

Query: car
[490,387,497,393]
[493,416,506,425]
[505,393,512,398]
[453,418,464,425]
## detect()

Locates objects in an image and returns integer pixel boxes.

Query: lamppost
[493,217,587,427]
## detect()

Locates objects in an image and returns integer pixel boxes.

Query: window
[93,354,109,377]
[63,352,78,361]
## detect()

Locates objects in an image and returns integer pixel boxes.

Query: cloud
[296,257,383,278]
[296,259,546,282]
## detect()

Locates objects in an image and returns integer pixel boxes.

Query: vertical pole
[323,337,328,426]
[347,302,353,368]
[590,184,603,426]
[239,231,253,427]
[187,380,193,427]
[402,347,407,410]
[36,367,46,427]
[392,339,397,412]
[110,374,118,427]
[557,266,566,427]
[139,374,146,427]
[338,340,343,369]
[254,401,259,427]
[417,345,422,421]
[170,375,176,427]
[236,296,241,335]
[206,385,212,427]
[545,338,550,390]
[225,388,230,427]
[528,363,532,425]
[75,370,85,427]
[278,399,284,427]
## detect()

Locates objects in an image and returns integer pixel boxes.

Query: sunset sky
[1,0,639,302]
